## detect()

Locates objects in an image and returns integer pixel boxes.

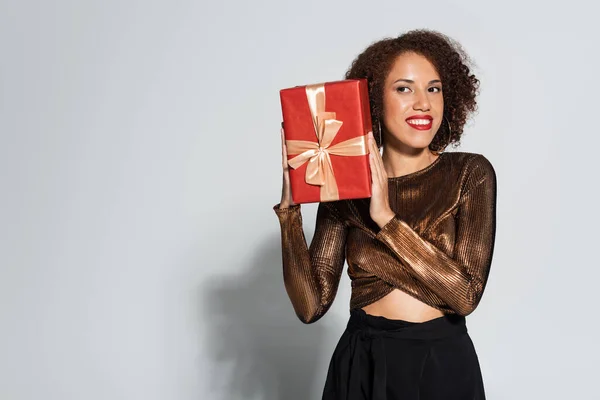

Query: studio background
[1,0,598,399]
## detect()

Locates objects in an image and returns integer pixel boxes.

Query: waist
[361,288,444,322]
[349,279,456,315]
[347,308,467,340]
[340,308,468,399]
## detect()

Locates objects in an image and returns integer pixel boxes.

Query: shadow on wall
[201,234,331,400]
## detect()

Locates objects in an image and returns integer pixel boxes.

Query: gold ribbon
[286,83,370,201]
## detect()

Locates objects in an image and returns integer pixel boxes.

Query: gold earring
[432,116,452,155]
[444,116,452,136]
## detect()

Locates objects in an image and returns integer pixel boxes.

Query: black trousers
[322,308,486,400]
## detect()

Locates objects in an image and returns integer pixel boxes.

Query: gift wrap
[280,79,373,204]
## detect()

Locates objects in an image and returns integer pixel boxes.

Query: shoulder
[446,151,496,195]
[446,151,495,178]
[317,199,348,223]
[320,197,366,226]
[444,151,493,169]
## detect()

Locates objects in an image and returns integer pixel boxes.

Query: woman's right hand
[280,124,296,208]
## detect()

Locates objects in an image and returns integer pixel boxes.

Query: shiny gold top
[273,151,497,323]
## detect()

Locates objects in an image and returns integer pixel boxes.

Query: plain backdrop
[1,0,599,399]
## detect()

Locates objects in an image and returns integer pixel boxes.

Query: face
[382,52,444,151]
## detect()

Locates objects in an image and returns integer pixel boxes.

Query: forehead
[386,52,440,82]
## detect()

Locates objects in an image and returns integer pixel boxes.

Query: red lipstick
[405,115,433,130]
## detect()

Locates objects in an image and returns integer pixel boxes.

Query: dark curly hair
[345,29,480,152]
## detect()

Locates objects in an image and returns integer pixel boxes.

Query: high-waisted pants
[322,308,486,400]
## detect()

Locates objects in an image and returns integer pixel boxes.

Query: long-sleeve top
[273,151,497,324]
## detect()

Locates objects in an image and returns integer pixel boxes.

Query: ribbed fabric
[274,151,496,323]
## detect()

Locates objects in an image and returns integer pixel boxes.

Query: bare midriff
[362,288,444,322]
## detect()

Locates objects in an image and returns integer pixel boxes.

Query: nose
[413,89,431,111]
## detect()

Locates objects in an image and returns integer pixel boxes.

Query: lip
[405,115,433,130]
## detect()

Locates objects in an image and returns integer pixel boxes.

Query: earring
[433,116,452,155]
[377,119,383,145]
[444,115,452,136]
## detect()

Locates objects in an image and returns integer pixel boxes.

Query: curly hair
[345,29,480,152]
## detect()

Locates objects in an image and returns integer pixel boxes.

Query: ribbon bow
[285,83,370,202]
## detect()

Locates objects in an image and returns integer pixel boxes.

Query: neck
[381,145,440,178]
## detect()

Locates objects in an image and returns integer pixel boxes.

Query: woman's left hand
[367,131,396,228]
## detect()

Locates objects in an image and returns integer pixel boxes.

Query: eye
[396,86,411,93]
[429,86,442,93]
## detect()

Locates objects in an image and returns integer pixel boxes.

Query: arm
[374,155,497,316]
[273,201,348,323]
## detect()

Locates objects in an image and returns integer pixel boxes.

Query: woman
[273,29,496,400]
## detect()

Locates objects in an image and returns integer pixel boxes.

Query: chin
[400,136,435,150]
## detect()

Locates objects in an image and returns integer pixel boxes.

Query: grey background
[1,0,598,399]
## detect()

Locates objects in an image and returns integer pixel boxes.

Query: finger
[368,134,381,175]
[368,143,376,183]
[281,129,288,168]
[368,134,379,177]
[369,133,386,182]
[367,136,377,177]
[369,134,383,185]
[373,140,386,181]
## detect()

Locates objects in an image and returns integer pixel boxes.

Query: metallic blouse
[273,151,497,324]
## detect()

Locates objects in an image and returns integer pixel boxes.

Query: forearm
[274,203,346,323]
[375,216,484,315]
[371,156,497,315]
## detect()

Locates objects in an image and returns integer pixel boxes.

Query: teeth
[407,119,431,125]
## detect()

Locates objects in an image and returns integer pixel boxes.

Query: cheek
[430,95,444,116]
[383,94,411,117]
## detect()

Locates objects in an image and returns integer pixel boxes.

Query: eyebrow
[393,79,442,85]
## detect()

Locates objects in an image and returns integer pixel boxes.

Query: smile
[405,116,433,130]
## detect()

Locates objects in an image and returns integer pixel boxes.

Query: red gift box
[279,79,373,204]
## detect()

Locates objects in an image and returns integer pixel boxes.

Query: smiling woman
[378,52,446,177]
[274,29,494,399]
